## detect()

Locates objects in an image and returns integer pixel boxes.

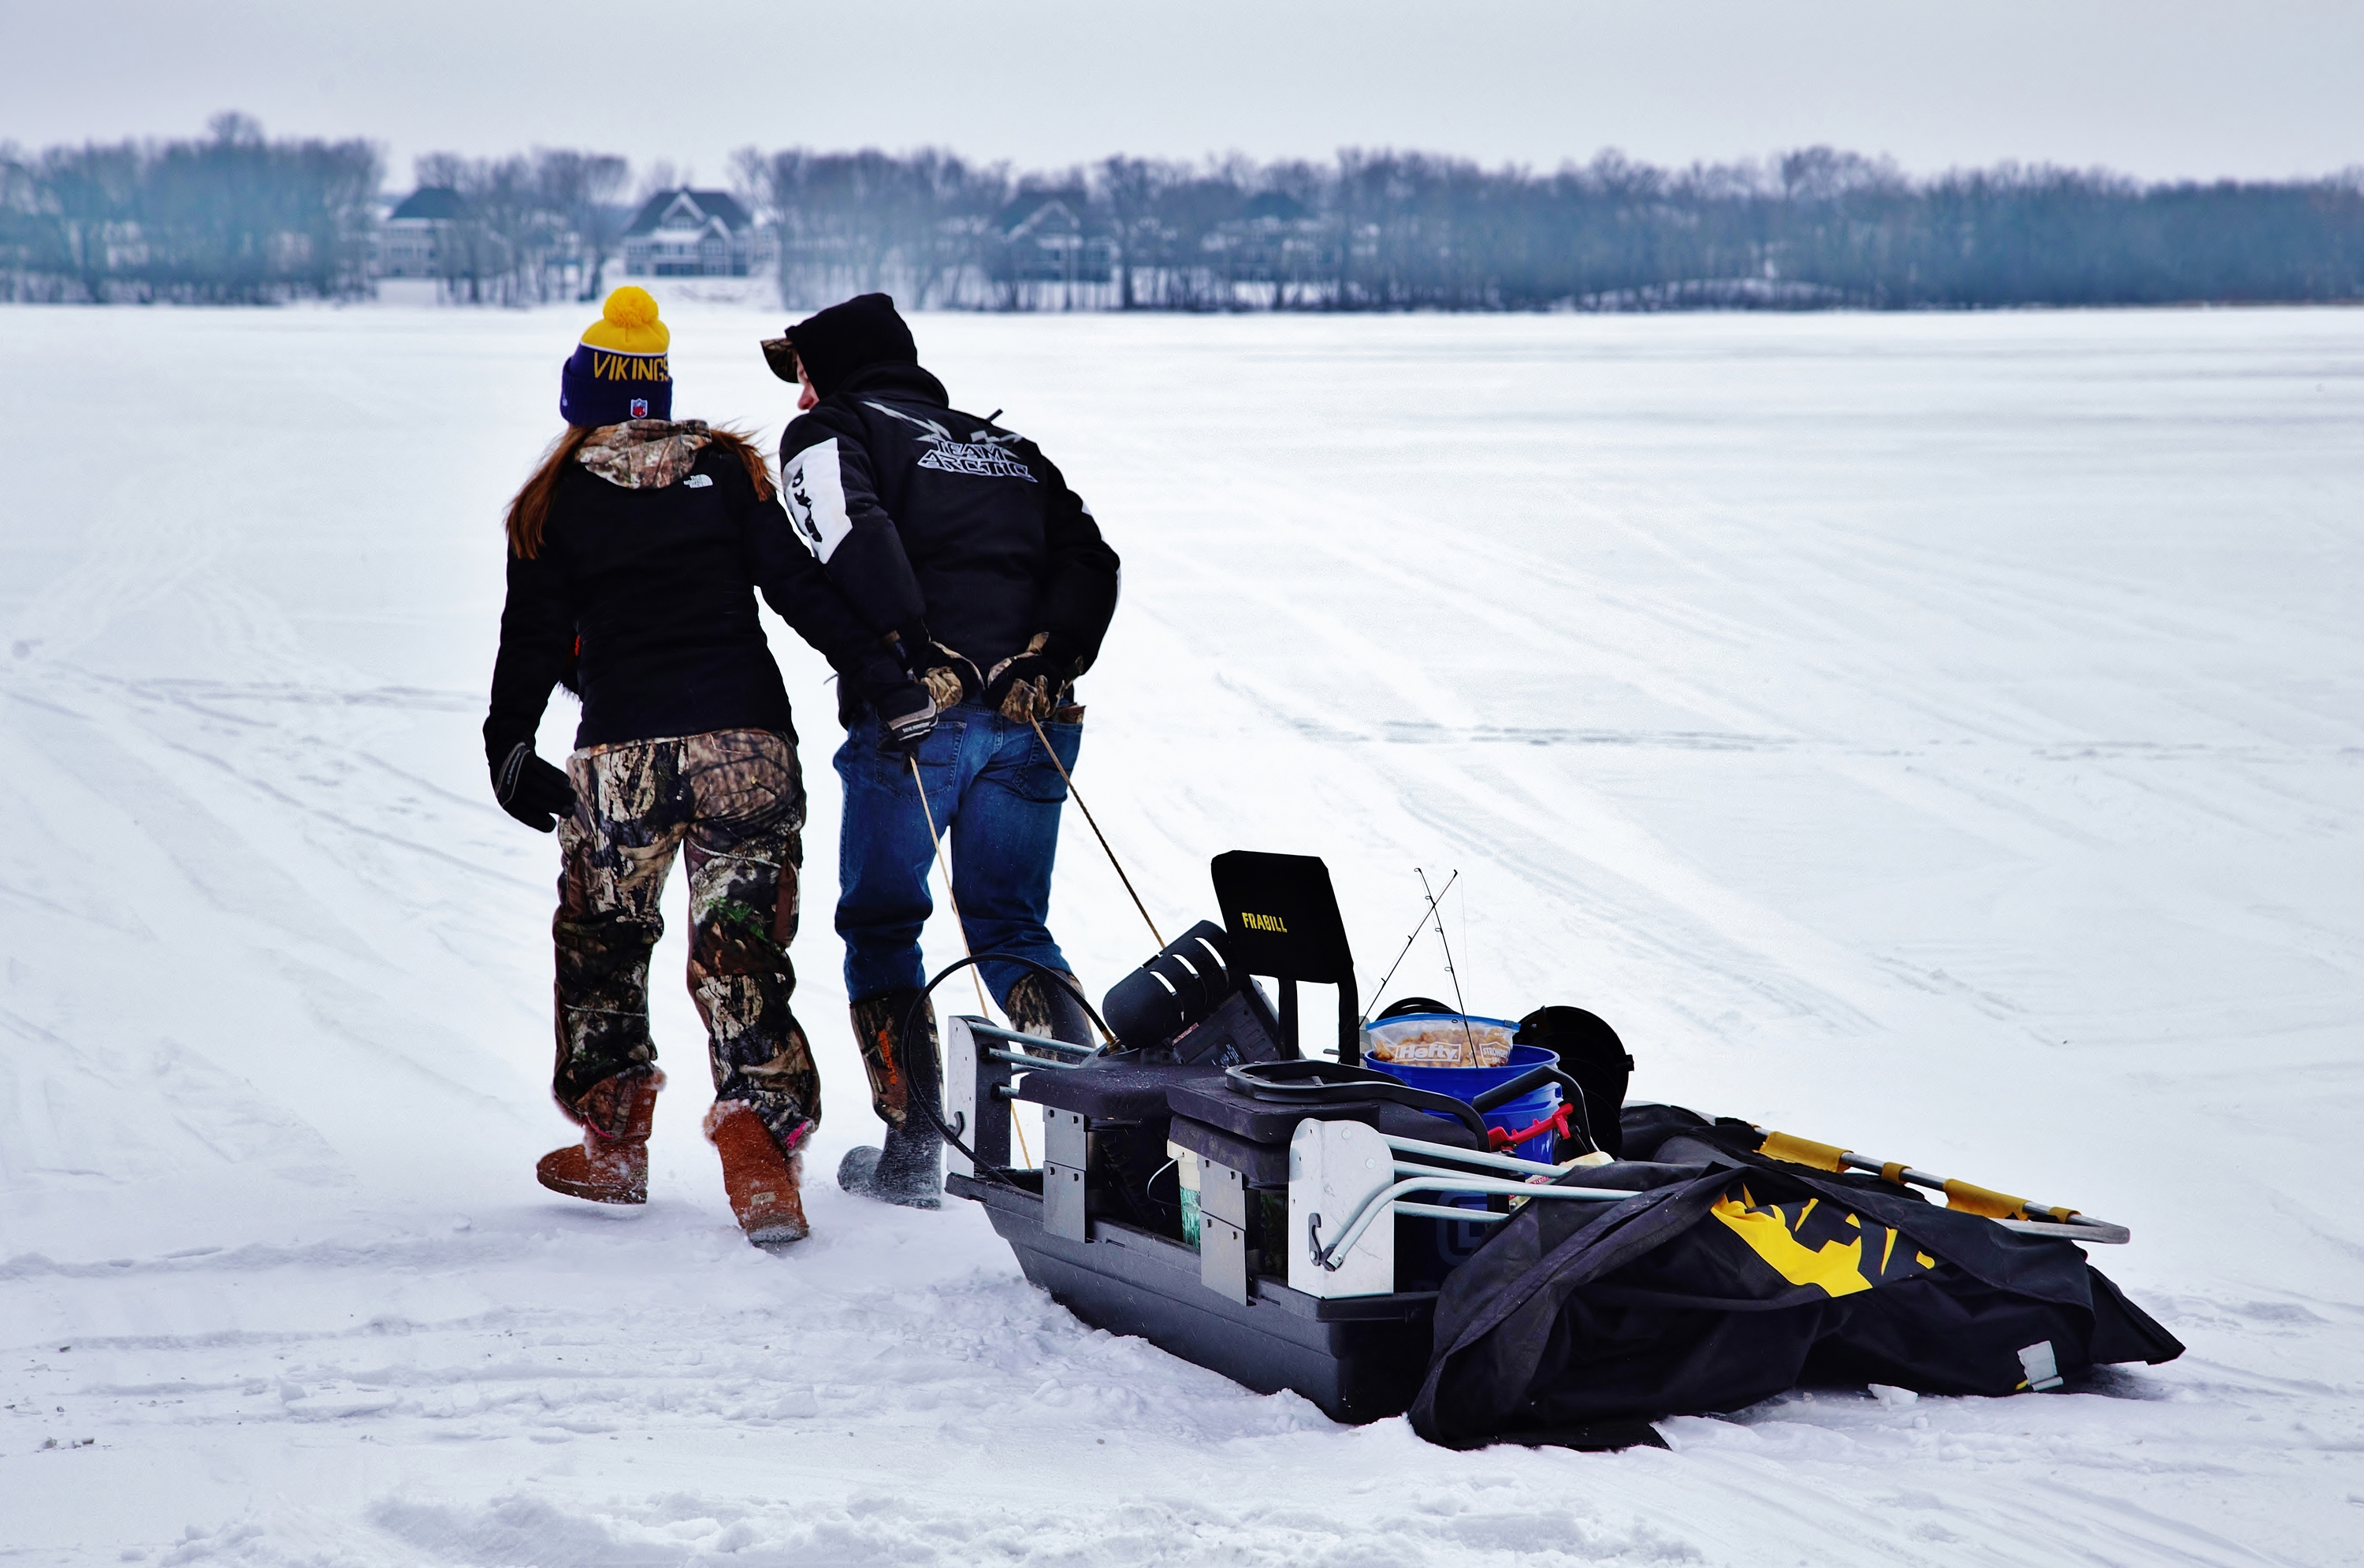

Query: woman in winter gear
[760,294,1121,1206]
[487,288,905,1247]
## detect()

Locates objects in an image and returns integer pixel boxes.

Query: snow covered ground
[2,298,2359,1566]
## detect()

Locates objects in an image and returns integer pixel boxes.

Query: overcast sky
[8,0,2358,186]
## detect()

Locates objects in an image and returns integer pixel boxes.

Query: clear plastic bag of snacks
[1362,1013,1516,1068]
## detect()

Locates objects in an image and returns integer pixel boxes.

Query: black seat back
[1209,850,1362,1065]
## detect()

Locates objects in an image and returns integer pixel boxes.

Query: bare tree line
[404,150,630,305]
[0,115,379,303]
[0,120,630,304]
[739,145,2364,311]
[6,118,2362,309]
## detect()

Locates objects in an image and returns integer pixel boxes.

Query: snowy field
[2,298,2359,1566]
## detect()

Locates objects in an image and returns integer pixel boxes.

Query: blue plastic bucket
[1360,1031,1557,1275]
[1362,1026,1563,1280]
[1362,1022,1563,1159]
[1474,1081,1563,1163]
[1366,1050,1563,1161]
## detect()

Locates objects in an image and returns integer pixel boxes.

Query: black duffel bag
[1410,1105,2184,1449]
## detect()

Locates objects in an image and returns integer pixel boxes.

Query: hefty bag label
[1364,1016,1515,1068]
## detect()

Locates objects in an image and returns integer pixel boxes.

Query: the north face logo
[630,398,649,418]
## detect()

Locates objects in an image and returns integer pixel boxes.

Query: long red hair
[505,425,777,559]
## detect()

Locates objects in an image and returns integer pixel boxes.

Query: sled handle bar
[1752,1126,2132,1243]
[1396,1202,1511,1224]
[1380,1130,1573,1177]
[1308,1170,1632,1271]
[967,1020,1098,1060]
[1381,1203,2126,1241]
[1837,1153,2127,1239]
[1989,1216,2130,1244]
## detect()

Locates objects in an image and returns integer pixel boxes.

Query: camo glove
[891,626,979,714]
[918,645,982,713]
[984,633,1072,724]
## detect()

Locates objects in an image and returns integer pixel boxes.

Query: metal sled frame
[941,1014,1630,1426]
[947,1164,1440,1423]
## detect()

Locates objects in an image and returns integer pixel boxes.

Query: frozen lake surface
[2,300,2359,1565]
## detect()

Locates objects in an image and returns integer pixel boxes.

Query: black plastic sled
[936,851,2180,1449]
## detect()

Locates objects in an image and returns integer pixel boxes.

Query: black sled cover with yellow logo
[1410,1106,2183,1447]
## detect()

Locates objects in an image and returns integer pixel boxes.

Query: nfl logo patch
[630,398,649,418]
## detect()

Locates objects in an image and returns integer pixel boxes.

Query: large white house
[373,187,465,278]
[621,189,775,278]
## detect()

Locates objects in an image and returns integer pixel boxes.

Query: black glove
[874,686,939,756]
[491,738,577,832]
[983,634,1073,723]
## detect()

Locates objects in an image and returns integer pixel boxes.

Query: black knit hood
[780,293,918,399]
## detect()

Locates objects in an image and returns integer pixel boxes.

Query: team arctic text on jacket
[775,359,1121,721]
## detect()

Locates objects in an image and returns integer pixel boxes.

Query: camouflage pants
[552,729,816,1151]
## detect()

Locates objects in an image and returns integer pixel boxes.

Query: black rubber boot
[839,990,943,1209]
[1006,969,1095,1050]
[836,1118,942,1209]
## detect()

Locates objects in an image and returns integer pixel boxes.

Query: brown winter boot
[536,1068,664,1205]
[704,1100,810,1248]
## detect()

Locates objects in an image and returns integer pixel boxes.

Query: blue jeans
[834,703,1082,1007]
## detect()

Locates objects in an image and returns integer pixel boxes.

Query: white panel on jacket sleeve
[782,437,853,562]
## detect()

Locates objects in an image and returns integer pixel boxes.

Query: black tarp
[1409,1105,2183,1447]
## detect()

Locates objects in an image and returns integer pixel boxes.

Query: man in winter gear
[764,294,1121,1204]
[489,288,904,1247]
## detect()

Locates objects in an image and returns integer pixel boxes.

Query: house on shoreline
[374,187,465,279]
[621,189,775,278]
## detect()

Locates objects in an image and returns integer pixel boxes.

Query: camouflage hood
[577,418,712,490]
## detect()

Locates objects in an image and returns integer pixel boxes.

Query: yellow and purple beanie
[560,287,671,425]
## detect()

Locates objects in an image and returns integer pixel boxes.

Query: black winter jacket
[775,363,1120,708]
[485,441,900,761]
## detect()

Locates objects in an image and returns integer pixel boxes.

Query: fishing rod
[1418,867,1480,1066]
[1359,869,1458,1027]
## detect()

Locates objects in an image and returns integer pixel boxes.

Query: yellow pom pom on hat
[578,285,670,354]
[561,287,673,425]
